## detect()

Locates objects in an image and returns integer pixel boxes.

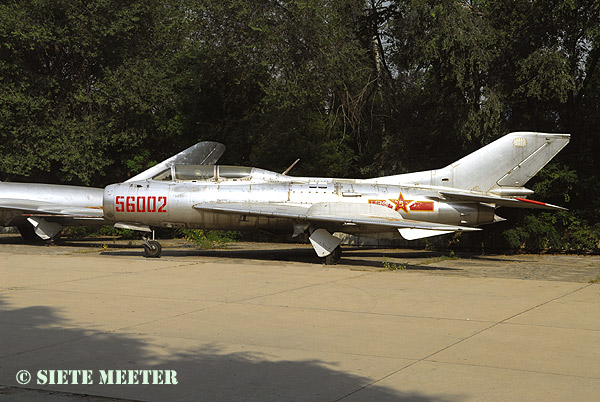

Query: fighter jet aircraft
[0,142,225,241]
[102,132,570,264]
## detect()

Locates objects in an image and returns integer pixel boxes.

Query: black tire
[143,240,162,258]
[52,232,62,243]
[320,246,342,265]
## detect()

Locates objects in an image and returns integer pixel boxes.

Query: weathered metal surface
[102,132,570,259]
[0,141,224,240]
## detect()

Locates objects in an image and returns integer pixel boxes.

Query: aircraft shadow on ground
[2,234,462,270]
[0,296,462,402]
[0,235,533,267]
[60,238,143,249]
[100,247,462,271]
[0,235,141,249]
[465,255,532,263]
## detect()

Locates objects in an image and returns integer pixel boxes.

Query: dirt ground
[1,234,598,283]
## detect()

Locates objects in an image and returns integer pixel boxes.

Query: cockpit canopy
[152,165,255,182]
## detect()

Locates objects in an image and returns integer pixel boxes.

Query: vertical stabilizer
[377,132,570,193]
[443,132,570,192]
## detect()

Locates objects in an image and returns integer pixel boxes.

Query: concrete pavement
[1,240,599,401]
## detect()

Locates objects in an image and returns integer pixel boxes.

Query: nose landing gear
[143,231,162,258]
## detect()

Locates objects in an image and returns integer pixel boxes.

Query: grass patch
[589,273,600,284]
[382,258,407,271]
[62,225,138,239]
[181,230,240,250]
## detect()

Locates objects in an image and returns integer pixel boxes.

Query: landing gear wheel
[51,232,62,244]
[320,246,342,265]
[143,240,162,258]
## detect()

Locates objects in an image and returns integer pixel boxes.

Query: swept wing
[193,201,480,233]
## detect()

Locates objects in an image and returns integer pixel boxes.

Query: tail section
[380,132,570,193]
[442,132,570,192]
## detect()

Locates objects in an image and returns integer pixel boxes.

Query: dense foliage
[1,0,599,251]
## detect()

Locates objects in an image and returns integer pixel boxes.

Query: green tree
[173,0,373,176]
[0,0,188,185]
[1,0,598,250]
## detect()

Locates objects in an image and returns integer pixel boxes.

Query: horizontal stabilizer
[438,191,567,211]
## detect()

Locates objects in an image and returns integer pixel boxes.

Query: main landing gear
[309,228,343,265]
[143,232,162,258]
[17,218,63,242]
[320,245,342,265]
[140,227,342,263]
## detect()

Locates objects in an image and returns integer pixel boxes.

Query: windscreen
[152,168,173,181]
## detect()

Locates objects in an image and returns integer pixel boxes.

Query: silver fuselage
[0,182,105,228]
[103,168,494,237]
[0,141,226,238]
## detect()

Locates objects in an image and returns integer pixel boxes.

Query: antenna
[282,159,300,175]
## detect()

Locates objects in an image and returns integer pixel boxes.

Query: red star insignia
[389,193,413,214]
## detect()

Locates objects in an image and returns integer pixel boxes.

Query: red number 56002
[115,196,167,213]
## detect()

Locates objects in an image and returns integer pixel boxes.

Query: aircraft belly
[185,212,291,232]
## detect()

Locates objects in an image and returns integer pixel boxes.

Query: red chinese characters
[369,193,434,214]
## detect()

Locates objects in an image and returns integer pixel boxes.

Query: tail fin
[443,132,570,192]
[383,132,570,193]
